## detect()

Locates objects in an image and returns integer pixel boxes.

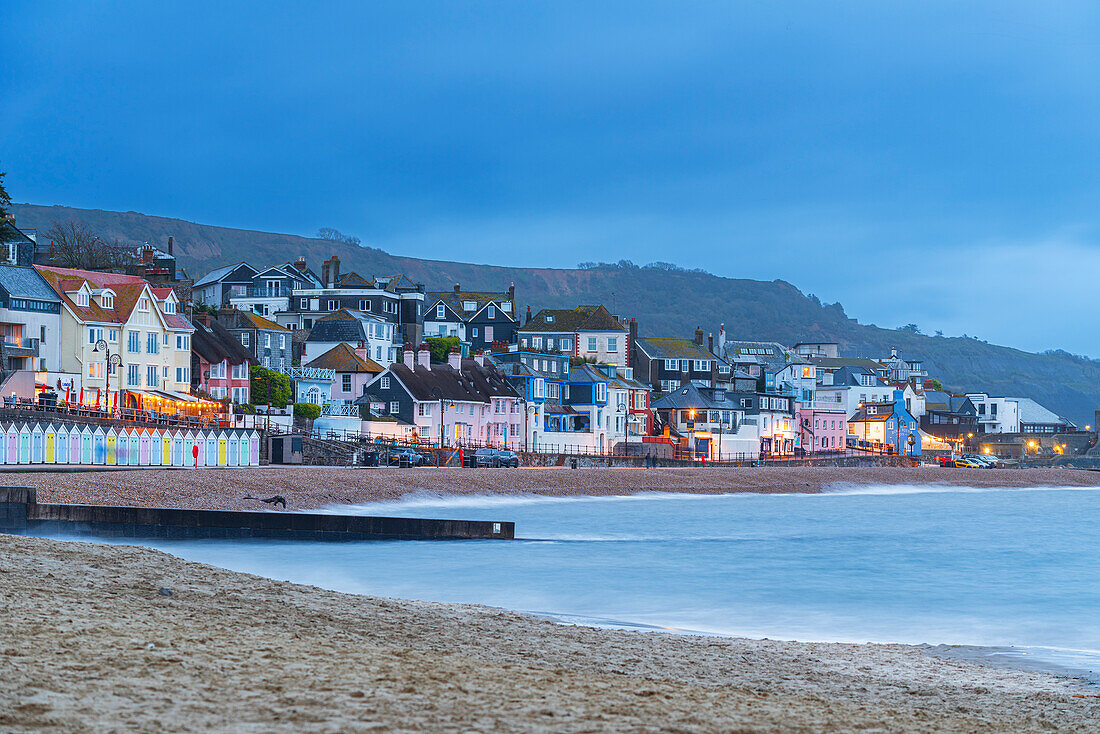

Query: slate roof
[239,311,289,331]
[0,265,61,303]
[306,308,385,343]
[193,262,255,288]
[636,337,724,363]
[192,318,255,367]
[427,288,516,320]
[362,360,519,404]
[826,366,886,387]
[849,403,898,423]
[1006,397,1074,427]
[524,305,625,333]
[806,356,886,371]
[651,382,746,411]
[305,343,384,374]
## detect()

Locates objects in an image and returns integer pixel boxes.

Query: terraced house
[519,304,629,366]
[35,266,195,410]
[423,284,517,353]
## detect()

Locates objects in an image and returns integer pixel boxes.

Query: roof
[306,308,385,343]
[0,265,61,302]
[849,403,898,423]
[636,336,724,362]
[35,265,169,326]
[523,305,626,333]
[721,340,804,370]
[238,310,289,332]
[305,343,385,374]
[193,262,255,288]
[363,360,519,404]
[192,318,255,367]
[806,356,886,371]
[651,382,747,411]
[1006,397,1075,427]
[824,366,887,388]
[427,288,516,322]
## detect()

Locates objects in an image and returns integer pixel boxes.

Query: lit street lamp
[91,339,122,413]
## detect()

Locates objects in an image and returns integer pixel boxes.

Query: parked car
[473,448,520,467]
[953,457,985,468]
[962,454,997,468]
[388,446,428,466]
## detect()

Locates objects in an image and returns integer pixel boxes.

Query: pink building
[796,403,848,453]
[305,342,384,404]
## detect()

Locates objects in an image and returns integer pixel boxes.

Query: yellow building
[35,266,197,411]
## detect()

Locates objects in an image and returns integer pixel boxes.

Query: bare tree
[316,227,361,247]
[43,219,137,271]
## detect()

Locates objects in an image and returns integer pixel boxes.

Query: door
[272,437,284,464]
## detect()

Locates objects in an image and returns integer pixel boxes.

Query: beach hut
[69,426,82,465]
[80,426,93,465]
[19,424,31,464]
[227,431,239,467]
[31,424,44,464]
[139,429,152,465]
[117,428,129,466]
[128,429,140,466]
[183,431,196,468]
[249,431,260,466]
[217,431,228,466]
[92,427,106,464]
[194,430,206,467]
[106,427,117,465]
[161,430,172,466]
[56,425,69,465]
[171,430,184,467]
[205,431,217,467]
[45,424,56,463]
[5,424,18,465]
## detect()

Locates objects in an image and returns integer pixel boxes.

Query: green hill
[13,202,1100,426]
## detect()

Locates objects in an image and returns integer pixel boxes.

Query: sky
[3,2,1100,355]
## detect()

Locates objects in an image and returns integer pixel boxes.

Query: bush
[293,402,321,420]
[250,365,292,408]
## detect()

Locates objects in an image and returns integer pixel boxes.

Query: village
[0,219,1088,467]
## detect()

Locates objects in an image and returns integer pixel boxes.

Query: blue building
[847,390,922,456]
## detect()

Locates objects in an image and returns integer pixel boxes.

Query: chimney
[167,236,173,255]
[525,304,532,324]
[294,256,307,272]
[891,347,898,359]
[402,343,415,369]
[710,354,718,389]
[330,256,340,287]
[418,343,431,368]
[320,259,329,288]
[694,326,704,346]
[355,340,371,363]
[447,348,462,370]
[628,318,638,368]
[473,351,485,367]
[453,283,461,294]
[508,283,515,301]
[199,312,212,327]
[141,244,153,264]
[708,333,714,354]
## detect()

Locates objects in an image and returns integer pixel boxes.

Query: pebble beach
[20,464,1100,511]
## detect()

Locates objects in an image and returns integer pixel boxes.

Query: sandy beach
[1,532,1097,733]
[17,464,1100,511]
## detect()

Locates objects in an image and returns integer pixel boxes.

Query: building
[846,391,922,456]
[302,308,397,366]
[491,347,571,452]
[424,284,518,353]
[0,265,62,373]
[792,341,840,359]
[1011,397,1075,434]
[359,348,522,448]
[191,314,255,405]
[305,342,384,405]
[814,366,896,418]
[651,383,761,460]
[964,393,1021,434]
[191,262,259,307]
[228,260,323,318]
[519,305,629,366]
[795,402,848,454]
[216,308,293,370]
[874,348,928,387]
[276,258,425,345]
[633,328,733,394]
[920,391,979,443]
[35,265,197,412]
[0,219,37,267]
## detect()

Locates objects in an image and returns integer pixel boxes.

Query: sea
[44,485,1100,685]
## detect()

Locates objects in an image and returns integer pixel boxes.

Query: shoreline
[20,464,1100,511]
[3,532,1098,732]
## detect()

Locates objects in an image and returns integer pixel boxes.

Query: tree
[316,227,361,247]
[44,219,135,270]
[250,365,292,408]
[0,170,11,219]
[897,323,921,334]
[926,378,944,391]
[293,402,321,420]
[423,336,461,363]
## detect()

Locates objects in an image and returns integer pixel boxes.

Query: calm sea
[47,485,1100,683]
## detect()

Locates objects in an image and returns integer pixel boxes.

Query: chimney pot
[403,344,415,369]
[417,343,431,368]
[447,347,462,370]
[454,283,461,294]
[694,326,704,346]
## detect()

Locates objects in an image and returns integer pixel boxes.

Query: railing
[2,337,40,354]
[0,398,228,428]
[797,400,845,412]
[229,286,291,299]
[280,365,336,381]
[322,402,359,416]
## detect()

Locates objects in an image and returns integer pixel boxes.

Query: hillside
[13,202,1100,426]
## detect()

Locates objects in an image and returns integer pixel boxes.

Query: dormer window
[463,300,476,312]
[164,301,175,313]
[102,295,113,309]
[436,303,446,319]
[545,314,554,323]
[501,302,511,313]
[77,293,89,308]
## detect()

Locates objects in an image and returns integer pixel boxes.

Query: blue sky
[4,2,1100,354]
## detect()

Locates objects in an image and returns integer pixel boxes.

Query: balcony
[2,337,39,358]
[229,286,290,299]
[977,413,1000,423]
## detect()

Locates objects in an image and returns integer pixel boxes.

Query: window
[176,366,191,384]
[389,401,400,414]
[342,374,352,392]
[561,338,571,351]
[487,304,496,319]
[472,327,479,337]
[300,298,309,309]
[595,382,607,402]
[380,376,390,390]
[664,359,678,370]
[128,364,140,386]
[328,300,339,311]
[162,366,169,380]
[264,333,271,348]
[108,329,118,342]
[138,298,149,311]
[107,360,118,376]
[587,337,597,351]
[279,334,286,349]
[545,314,555,323]
[694,360,709,371]
[532,336,543,349]
[359,299,370,311]
[77,292,89,307]
[146,332,159,354]
[240,332,249,347]
[163,300,174,314]
[533,379,545,398]
[436,304,446,319]
[607,337,618,352]
[484,326,493,343]
[418,403,431,417]
[463,300,476,311]
[146,365,158,387]
[163,333,169,347]
[232,364,248,380]
[209,361,226,379]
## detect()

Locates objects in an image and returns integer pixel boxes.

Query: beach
[2,532,1097,733]
[21,464,1100,511]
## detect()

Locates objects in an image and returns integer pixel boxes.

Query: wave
[821,484,1100,497]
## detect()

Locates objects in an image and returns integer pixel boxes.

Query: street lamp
[688,408,696,460]
[429,386,446,451]
[91,339,122,413]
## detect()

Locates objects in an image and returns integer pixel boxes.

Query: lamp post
[91,339,122,414]
[688,408,696,461]
[429,386,446,451]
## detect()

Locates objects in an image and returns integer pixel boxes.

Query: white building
[965,394,1020,434]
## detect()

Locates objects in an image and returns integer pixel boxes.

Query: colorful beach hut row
[0,423,261,467]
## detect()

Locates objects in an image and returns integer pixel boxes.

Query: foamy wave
[821,484,1100,497]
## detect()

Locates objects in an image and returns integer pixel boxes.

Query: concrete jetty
[0,487,514,541]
